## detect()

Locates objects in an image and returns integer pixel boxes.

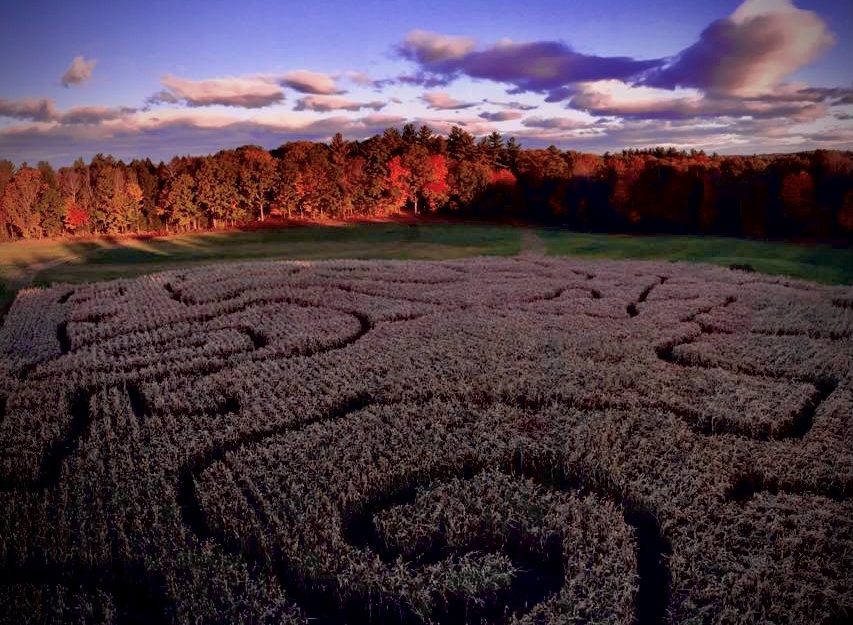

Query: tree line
[2,124,852,241]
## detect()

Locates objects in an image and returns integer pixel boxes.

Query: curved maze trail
[653,292,850,507]
[654,294,840,441]
[627,276,667,318]
[0,388,91,492]
[1,303,374,493]
[181,396,671,625]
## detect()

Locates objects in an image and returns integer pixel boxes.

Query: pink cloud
[343,71,378,88]
[155,75,285,108]
[61,56,96,87]
[0,98,59,122]
[643,0,835,96]
[0,99,135,124]
[60,106,137,124]
[399,30,476,64]
[521,116,590,130]
[479,110,523,121]
[294,95,385,112]
[421,92,478,110]
[483,99,538,111]
[280,70,343,95]
[568,80,827,121]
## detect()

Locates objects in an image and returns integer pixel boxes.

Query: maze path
[188,398,668,625]
[0,257,850,624]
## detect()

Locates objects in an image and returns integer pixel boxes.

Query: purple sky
[1,0,851,165]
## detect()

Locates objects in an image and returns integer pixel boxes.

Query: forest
[1,123,852,242]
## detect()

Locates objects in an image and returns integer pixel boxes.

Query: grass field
[541,230,853,285]
[1,224,851,315]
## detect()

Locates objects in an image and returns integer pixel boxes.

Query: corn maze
[0,255,851,624]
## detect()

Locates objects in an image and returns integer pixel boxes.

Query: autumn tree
[237,146,276,221]
[0,128,849,240]
[386,155,412,213]
[1,165,44,238]
[0,160,13,237]
[58,164,89,234]
[130,159,161,230]
[448,158,492,211]
[780,170,816,233]
[36,161,64,236]
[272,142,337,219]
[197,156,239,227]
[328,133,353,217]
[839,190,853,234]
[162,173,198,230]
[481,131,505,167]
[447,126,476,161]
[418,153,450,212]
[504,137,521,170]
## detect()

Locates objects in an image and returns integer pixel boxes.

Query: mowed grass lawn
[1,223,851,313]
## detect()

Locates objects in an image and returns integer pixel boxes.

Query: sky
[0,0,851,165]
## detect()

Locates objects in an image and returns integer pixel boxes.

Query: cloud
[294,95,385,112]
[0,98,136,125]
[568,79,826,121]
[0,110,410,165]
[280,70,343,95]
[151,74,285,108]
[543,87,577,103]
[398,30,476,64]
[397,2,838,104]
[3,102,849,166]
[521,116,590,130]
[642,0,835,96]
[510,116,831,153]
[0,98,59,122]
[145,90,180,106]
[397,30,660,97]
[2,2,848,163]
[61,55,96,87]
[60,106,137,125]
[483,99,538,111]
[421,92,478,110]
[479,110,523,121]
[342,71,382,89]
[795,86,853,105]
[392,72,453,88]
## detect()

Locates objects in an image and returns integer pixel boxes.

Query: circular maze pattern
[0,256,851,624]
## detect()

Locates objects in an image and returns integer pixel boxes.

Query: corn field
[0,255,851,624]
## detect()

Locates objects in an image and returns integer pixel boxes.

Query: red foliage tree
[387,155,412,212]
[63,197,89,232]
[421,154,450,211]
